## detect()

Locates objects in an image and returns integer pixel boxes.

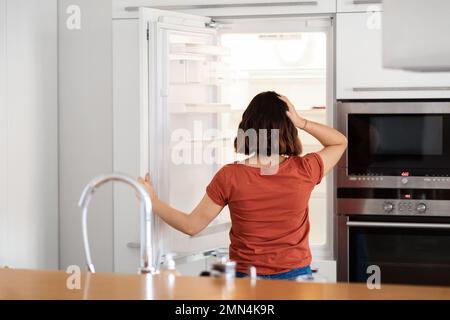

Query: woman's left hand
[138,173,157,201]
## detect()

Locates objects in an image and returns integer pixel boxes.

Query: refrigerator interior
[164,28,328,255]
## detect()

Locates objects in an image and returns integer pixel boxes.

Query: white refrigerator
[112,7,333,275]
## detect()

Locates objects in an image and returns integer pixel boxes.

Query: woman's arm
[280,96,348,175]
[138,174,224,236]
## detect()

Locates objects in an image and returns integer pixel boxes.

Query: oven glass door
[348,220,450,286]
[347,114,450,176]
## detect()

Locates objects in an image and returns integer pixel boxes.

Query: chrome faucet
[78,173,156,274]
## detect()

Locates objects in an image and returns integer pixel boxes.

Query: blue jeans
[236,265,312,281]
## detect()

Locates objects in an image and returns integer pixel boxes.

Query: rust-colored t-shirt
[206,153,324,275]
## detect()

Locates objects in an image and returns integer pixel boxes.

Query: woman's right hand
[279,95,307,129]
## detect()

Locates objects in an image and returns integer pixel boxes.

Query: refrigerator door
[140,8,232,267]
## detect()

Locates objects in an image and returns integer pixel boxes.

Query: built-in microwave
[337,100,450,190]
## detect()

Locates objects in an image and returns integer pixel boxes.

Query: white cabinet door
[383,0,450,72]
[337,0,382,12]
[337,12,450,99]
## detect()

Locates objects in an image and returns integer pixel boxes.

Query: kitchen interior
[1,0,450,300]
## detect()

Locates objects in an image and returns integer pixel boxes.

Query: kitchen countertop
[1,268,450,300]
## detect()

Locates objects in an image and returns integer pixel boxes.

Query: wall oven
[336,100,450,286]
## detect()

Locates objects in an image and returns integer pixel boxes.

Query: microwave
[337,100,450,190]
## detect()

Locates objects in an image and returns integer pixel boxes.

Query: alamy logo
[66,265,81,290]
[170,121,281,174]
[366,5,381,30]
[66,5,81,30]
[366,265,381,290]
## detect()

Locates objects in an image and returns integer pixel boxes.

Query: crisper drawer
[337,0,382,13]
[337,12,450,99]
[136,0,336,16]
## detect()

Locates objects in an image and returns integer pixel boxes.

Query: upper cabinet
[337,0,382,12]
[336,11,450,99]
[383,0,450,72]
[113,0,336,18]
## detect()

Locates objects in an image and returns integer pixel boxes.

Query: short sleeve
[206,167,229,206]
[303,153,324,185]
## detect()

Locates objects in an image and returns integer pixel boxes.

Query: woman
[139,92,347,280]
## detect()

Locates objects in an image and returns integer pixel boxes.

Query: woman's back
[207,153,323,275]
[139,92,346,280]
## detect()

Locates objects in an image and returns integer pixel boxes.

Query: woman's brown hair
[234,91,302,156]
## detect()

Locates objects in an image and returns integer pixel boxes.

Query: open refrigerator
[113,8,333,274]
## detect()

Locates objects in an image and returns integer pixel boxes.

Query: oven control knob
[383,202,394,213]
[416,203,427,214]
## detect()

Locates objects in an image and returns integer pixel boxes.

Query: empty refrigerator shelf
[171,43,231,57]
[170,80,227,86]
[169,103,232,114]
[184,136,233,143]
[230,107,326,116]
[229,68,326,80]
[296,108,326,116]
[170,53,208,61]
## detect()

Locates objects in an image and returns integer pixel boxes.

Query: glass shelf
[170,53,209,61]
[169,103,232,114]
[169,80,227,86]
[171,43,230,57]
[228,68,326,80]
[229,107,326,115]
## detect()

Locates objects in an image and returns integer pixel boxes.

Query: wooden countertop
[1,268,449,300]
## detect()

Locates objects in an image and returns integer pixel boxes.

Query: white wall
[58,0,114,272]
[0,0,58,269]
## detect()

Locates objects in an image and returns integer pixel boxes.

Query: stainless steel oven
[337,215,450,286]
[336,100,450,286]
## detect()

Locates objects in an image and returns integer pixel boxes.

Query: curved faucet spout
[78,173,155,274]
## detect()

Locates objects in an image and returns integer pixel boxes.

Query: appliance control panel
[337,198,450,217]
[382,201,428,214]
[337,169,450,190]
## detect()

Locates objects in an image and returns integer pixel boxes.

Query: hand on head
[278,95,307,129]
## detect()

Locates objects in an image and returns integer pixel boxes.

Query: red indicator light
[401,171,410,177]
[404,194,411,199]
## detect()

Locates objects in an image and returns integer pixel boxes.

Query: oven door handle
[346,221,450,229]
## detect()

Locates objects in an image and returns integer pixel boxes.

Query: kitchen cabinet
[113,0,336,18]
[337,11,450,99]
[337,0,382,13]
[0,0,58,269]
[383,0,450,72]
[0,0,6,264]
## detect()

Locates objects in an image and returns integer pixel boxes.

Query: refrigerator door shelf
[170,53,208,61]
[192,221,232,238]
[171,43,230,57]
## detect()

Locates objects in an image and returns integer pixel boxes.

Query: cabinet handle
[126,242,140,249]
[352,86,450,92]
[352,0,382,4]
[347,221,450,229]
[126,2,318,11]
